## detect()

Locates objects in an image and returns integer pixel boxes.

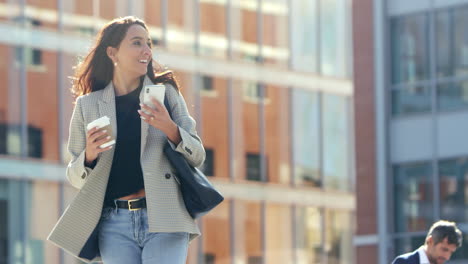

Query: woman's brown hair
[71,16,179,98]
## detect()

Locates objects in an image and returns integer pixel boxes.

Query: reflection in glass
[291,0,318,73]
[436,9,452,78]
[292,89,320,187]
[296,207,322,264]
[325,210,353,264]
[436,7,468,78]
[438,157,468,222]
[322,94,350,191]
[453,8,468,77]
[320,0,351,77]
[393,162,433,232]
[438,81,468,111]
[392,85,431,116]
[391,14,429,84]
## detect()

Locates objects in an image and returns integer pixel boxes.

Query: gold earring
[114,61,118,67]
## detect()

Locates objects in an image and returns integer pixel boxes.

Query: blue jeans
[98,206,189,264]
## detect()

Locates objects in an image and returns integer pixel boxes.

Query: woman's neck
[112,72,141,96]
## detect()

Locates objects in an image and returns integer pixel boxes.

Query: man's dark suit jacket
[392,250,421,264]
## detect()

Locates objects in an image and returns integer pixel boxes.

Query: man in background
[392,220,462,264]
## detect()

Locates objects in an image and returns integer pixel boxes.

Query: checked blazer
[47,75,205,263]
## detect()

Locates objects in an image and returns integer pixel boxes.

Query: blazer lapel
[98,82,118,145]
[139,76,153,158]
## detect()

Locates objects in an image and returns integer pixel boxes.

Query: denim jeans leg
[98,208,142,264]
[140,210,189,264]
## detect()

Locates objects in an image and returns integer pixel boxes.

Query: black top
[103,81,144,207]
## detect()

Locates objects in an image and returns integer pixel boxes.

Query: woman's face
[111,24,152,79]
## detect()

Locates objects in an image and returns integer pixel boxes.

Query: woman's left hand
[138,97,182,144]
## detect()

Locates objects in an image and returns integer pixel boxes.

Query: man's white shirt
[417,247,430,264]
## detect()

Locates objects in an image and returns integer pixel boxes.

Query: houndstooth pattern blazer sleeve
[66,96,93,189]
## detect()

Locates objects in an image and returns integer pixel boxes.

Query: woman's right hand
[85,127,113,166]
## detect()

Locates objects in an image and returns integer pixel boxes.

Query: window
[201,148,214,176]
[292,89,321,187]
[204,253,215,264]
[394,236,426,258]
[243,82,267,101]
[322,94,351,191]
[393,162,433,232]
[438,157,468,222]
[438,157,468,261]
[320,0,351,77]
[248,256,262,264]
[436,7,468,111]
[391,14,429,84]
[202,76,214,91]
[0,200,6,264]
[0,123,42,158]
[14,19,42,66]
[437,81,468,111]
[392,85,431,116]
[295,207,322,263]
[436,8,468,78]
[325,210,353,264]
[246,153,266,181]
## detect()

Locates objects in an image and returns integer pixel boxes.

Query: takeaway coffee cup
[86,116,115,149]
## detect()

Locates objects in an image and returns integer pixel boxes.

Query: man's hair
[425,220,463,248]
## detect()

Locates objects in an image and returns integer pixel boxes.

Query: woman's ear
[106,46,117,63]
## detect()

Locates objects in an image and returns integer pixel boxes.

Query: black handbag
[163,96,224,218]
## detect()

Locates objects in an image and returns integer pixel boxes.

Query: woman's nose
[144,44,152,55]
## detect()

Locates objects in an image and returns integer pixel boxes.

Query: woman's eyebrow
[130,36,151,41]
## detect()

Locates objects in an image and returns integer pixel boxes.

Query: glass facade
[292,89,321,187]
[291,0,352,77]
[0,0,354,264]
[393,162,433,233]
[389,3,468,263]
[392,159,468,262]
[390,4,468,116]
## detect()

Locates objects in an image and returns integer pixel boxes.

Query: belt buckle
[128,198,141,211]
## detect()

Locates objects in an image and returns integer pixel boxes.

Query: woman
[47,16,205,264]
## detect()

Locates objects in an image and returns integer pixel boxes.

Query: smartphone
[142,84,166,114]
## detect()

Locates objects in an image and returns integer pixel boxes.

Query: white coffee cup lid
[86,116,110,131]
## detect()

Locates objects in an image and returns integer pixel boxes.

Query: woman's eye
[133,41,141,46]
